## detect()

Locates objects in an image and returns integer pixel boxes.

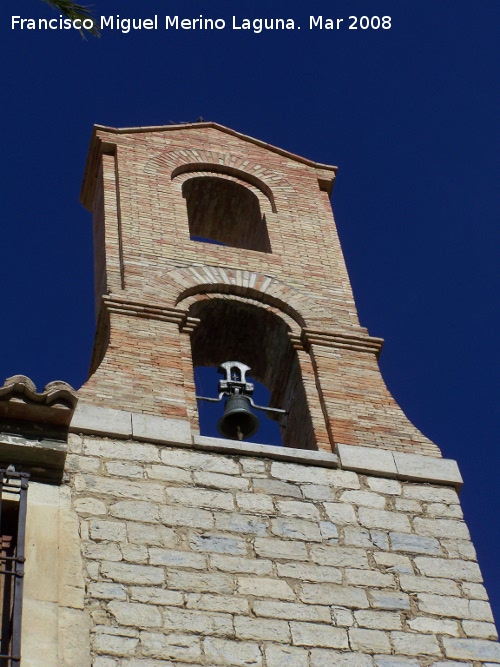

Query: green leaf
[42,0,100,37]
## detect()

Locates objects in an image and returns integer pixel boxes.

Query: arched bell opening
[182,176,271,252]
[190,298,316,449]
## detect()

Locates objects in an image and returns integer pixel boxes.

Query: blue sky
[1,0,498,625]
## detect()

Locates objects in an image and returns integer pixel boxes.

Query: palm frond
[42,0,99,37]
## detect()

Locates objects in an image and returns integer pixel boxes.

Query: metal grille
[0,469,29,667]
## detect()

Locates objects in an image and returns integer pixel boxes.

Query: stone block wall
[66,433,499,666]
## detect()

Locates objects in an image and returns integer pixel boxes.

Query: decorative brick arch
[143,148,294,210]
[151,266,326,327]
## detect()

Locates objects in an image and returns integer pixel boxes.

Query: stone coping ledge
[192,435,339,468]
[336,443,463,490]
[69,402,462,489]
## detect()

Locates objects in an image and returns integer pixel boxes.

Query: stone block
[74,497,107,515]
[266,644,309,667]
[168,570,233,594]
[237,576,295,600]
[132,412,191,444]
[372,553,413,575]
[300,583,369,608]
[277,562,342,584]
[272,462,357,487]
[414,557,482,582]
[90,520,127,543]
[391,631,441,656]
[323,503,358,524]
[93,632,139,657]
[469,599,495,622]
[369,590,411,610]
[127,523,178,547]
[354,610,403,630]
[389,532,441,555]
[108,601,162,628]
[399,574,460,596]
[88,582,128,601]
[160,505,214,530]
[300,484,336,501]
[312,652,374,667]
[310,545,369,569]
[215,513,269,536]
[374,659,419,667]
[70,403,132,438]
[85,542,122,562]
[83,438,160,462]
[234,616,290,642]
[336,443,397,478]
[366,478,402,495]
[442,637,500,662]
[101,562,164,585]
[271,517,322,542]
[254,600,331,623]
[165,486,234,511]
[210,554,273,575]
[407,617,460,636]
[203,637,262,666]
[393,452,463,489]
[341,490,386,509]
[346,569,396,589]
[110,500,159,523]
[349,628,391,653]
[161,447,240,474]
[417,593,469,618]
[140,632,201,662]
[148,548,207,569]
[413,517,470,540]
[105,461,143,478]
[121,544,148,563]
[403,485,460,504]
[186,593,250,614]
[358,508,411,533]
[78,474,164,501]
[194,470,250,490]
[236,492,275,514]
[129,587,183,607]
[290,622,349,648]
[254,537,308,561]
[277,500,321,520]
[189,532,248,555]
[163,607,233,636]
[145,464,191,483]
[462,620,498,640]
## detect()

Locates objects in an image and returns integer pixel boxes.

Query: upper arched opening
[182,176,272,253]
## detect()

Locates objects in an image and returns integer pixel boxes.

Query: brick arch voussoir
[143,148,293,211]
[156,266,322,329]
[181,292,300,333]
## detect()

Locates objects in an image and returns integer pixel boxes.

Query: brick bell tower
[65,122,498,665]
[78,121,442,456]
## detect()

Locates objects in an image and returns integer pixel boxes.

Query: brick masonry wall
[67,433,499,666]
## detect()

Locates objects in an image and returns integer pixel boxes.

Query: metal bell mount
[196,361,287,441]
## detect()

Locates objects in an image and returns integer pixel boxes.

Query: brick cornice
[102,295,200,332]
[301,329,384,356]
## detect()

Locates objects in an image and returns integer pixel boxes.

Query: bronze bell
[218,394,259,441]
